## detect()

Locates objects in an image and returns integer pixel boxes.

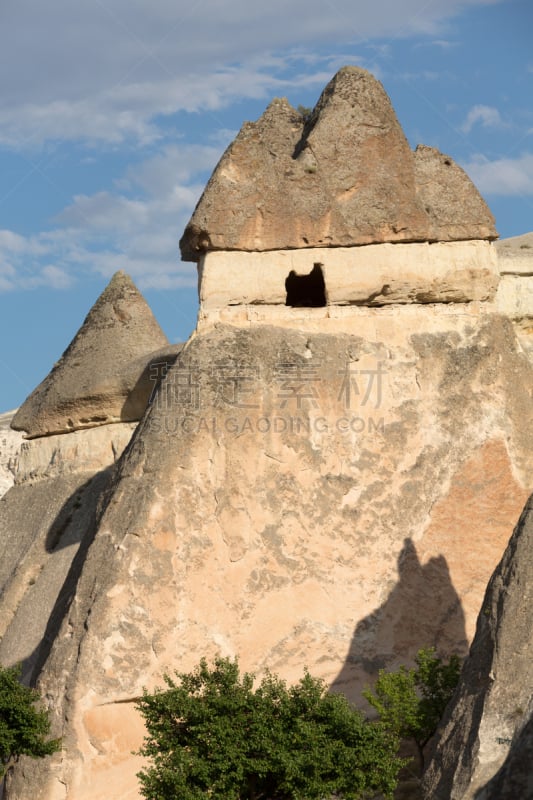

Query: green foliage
[0,664,61,778]
[136,656,404,800]
[363,647,461,757]
[296,104,312,120]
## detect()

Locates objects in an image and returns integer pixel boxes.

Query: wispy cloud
[460,104,507,134]
[462,152,533,195]
[0,0,502,149]
[0,63,341,150]
[413,38,458,49]
[0,231,74,291]
[0,0,515,298]
[0,144,225,292]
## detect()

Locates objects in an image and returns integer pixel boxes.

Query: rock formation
[197,241,499,314]
[0,423,136,685]
[182,67,499,320]
[0,410,23,497]
[5,309,533,799]
[180,66,497,259]
[2,68,532,800]
[477,715,533,800]
[422,494,533,799]
[1,273,182,689]
[495,232,533,361]
[11,271,176,438]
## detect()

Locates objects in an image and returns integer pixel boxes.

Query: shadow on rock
[332,537,467,702]
[0,467,117,685]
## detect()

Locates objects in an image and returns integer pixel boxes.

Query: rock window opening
[285,263,326,307]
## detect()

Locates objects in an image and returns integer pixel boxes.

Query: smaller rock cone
[11,271,169,438]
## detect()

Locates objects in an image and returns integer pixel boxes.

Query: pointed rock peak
[312,65,392,112]
[12,272,169,438]
[180,66,497,261]
[82,270,149,321]
[414,144,496,241]
[239,96,304,153]
[262,96,300,119]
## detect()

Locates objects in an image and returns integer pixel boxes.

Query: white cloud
[462,152,533,195]
[0,278,14,292]
[57,192,152,232]
[0,0,502,148]
[429,39,458,49]
[0,231,27,253]
[0,230,76,291]
[0,0,511,297]
[0,260,16,291]
[0,65,337,149]
[23,266,74,290]
[460,104,506,134]
[0,231,70,291]
[124,144,225,194]
[0,143,222,292]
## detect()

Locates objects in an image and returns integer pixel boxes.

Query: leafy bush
[363,647,461,767]
[0,664,61,779]
[296,104,313,120]
[136,657,404,800]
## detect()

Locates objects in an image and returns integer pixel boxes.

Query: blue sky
[0,0,531,412]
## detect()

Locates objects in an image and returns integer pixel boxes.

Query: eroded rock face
[476,714,533,800]
[0,424,136,685]
[11,272,173,438]
[0,409,23,497]
[413,145,496,243]
[198,241,499,310]
[180,67,497,260]
[5,310,532,800]
[495,233,533,362]
[422,495,533,800]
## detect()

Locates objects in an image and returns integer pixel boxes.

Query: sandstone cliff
[477,715,533,799]
[0,424,136,685]
[495,232,533,361]
[0,410,23,497]
[1,271,182,689]
[5,308,533,799]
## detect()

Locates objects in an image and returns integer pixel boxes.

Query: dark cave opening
[285,263,326,307]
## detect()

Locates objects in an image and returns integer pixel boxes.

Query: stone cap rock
[11,272,174,438]
[180,66,497,261]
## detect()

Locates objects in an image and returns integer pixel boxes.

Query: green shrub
[296,104,313,120]
[0,664,61,779]
[363,647,461,767]
[136,656,404,800]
